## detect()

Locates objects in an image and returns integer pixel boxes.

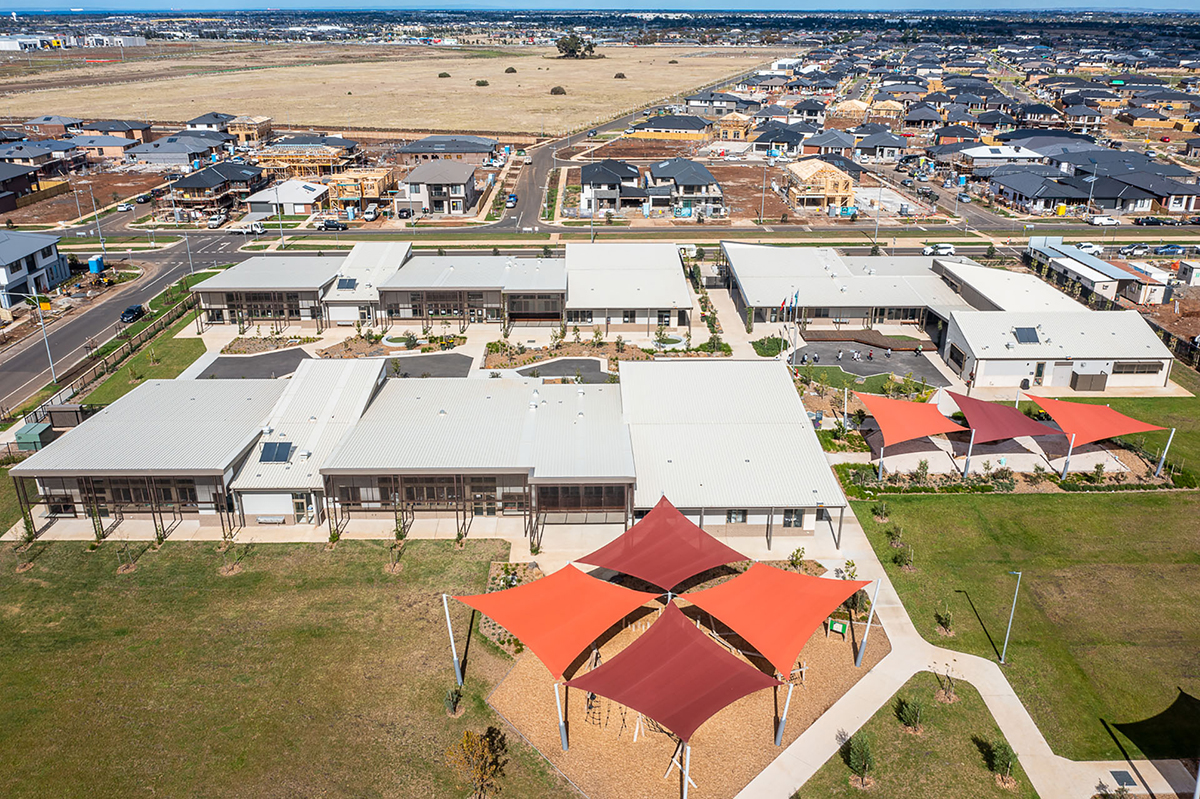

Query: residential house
[399,161,480,216]
[126,135,218,166]
[227,116,273,146]
[975,109,1017,131]
[902,104,943,129]
[323,168,398,212]
[0,230,69,309]
[801,130,855,158]
[1110,172,1200,214]
[1059,175,1156,215]
[580,159,644,215]
[785,160,854,211]
[397,135,498,165]
[186,112,235,133]
[854,132,906,162]
[254,135,362,177]
[0,163,40,214]
[629,116,712,141]
[1018,103,1062,125]
[168,163,267,214]
[750,126,811,156]
[646,158,724,218]
[1186,138,1200,158]
[933,125,981,146]
[77,120,154,143]
[22,115,81,139]
[715,112,753,142]
[66,135,139,162]
[0,140,85,176]
[989,173,1090,215]
[685,91,744,117]
[245,180,329,216]
[1118,107,1172,128]
[791,99,827,125]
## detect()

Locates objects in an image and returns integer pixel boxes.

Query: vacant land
[860,492,1200,761]
[708,162,791,221]
[793,672,1038,798]
[5,172,166,225]
[0,539,569,798]
[0,46,782,135]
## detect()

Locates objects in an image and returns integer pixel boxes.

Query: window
[726,509,747,524]
[783,509,803,528]
[1113,361,1163,374]
[566,309,593,324]
[948,344,966,370]
[657,310,671,326]
[622,310,636,323]
[813,308,830,318]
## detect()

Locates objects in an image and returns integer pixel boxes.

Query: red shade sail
[577,497,746,590]
[854,392,966,448]
[1029,395,1164,447]
[455,565,660,680]
[566,603,779,742]
[685,564,871,676]
[948,391,1061,444]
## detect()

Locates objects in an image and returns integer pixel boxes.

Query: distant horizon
[8,3,1200,14]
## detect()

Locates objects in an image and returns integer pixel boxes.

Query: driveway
[385,352,473,378]
[790,340,949,387]
[198,348,311,379]
[517,357,610,384]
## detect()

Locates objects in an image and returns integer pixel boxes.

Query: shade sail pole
[854,579,883,668]
[442,594,463,687]
[554,682,569,751]
[682,743,692,799]
[1155,427,1176,478]
[877,444,885,480]
[1060,432,1076,480]
[962,428,976,477]
[774,681,795,746]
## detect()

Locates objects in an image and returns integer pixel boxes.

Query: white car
[922,243,956,256]
[116,203,134,212]
[624,128,635,135]
[206,214,227,229]
[1088,215,1119,227]
[1074,242,1102,255]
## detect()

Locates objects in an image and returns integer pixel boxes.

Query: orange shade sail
[685,563,871,676]
[855,392,966,448]
[455,565,660,680]
[1029,395,1163,447]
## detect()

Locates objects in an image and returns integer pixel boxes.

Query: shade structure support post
[1060,432,1076,480]
[554,682,569,751]
[962,428,976,477]
[1155,427,1176,478]
[877,444,885,481]
[442,593,463,687]
[774,681,795,746]
[682,743,692,799]
[854,579,883,668]
[836,506,845,550]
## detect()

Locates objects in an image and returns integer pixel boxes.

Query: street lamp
[86,185,107,258]
[3,290,58,383]
[1000,570,1022,665]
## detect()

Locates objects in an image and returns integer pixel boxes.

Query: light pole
[1000,570,1022,665]
[86,185,107,258]
[4,290,58,383]
[759,159,768,225]
[275,184,287,250]
[169,189,195,276]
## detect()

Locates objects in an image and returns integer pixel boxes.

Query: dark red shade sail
[566,603,780,742]
[1029,395,1164,447]
[685,564,871,677]
[855,392,966,448]
[948,391,1061,444]
[455,565,660,680]
[577,497,746,590]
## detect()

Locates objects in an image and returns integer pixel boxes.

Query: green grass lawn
[0,539,569,799]
[0,467,17,532]
[802,365,891,394]
[794,673,1039,799]
[84,312,205,405]
[860,493,1200,761]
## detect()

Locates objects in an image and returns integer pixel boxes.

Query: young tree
[445,726,509,798]
[847,733,874,786]
[990,739,1016,779]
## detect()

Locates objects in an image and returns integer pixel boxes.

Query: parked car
[116,203,134,212]
[317,219,348,231]
[135,194,151,204]
[956,193,972,203]
[1133,216,1167,226]
[1088,215,1119,227]
[587,129,598,138]
[915,173,930,182]
[505,193,518,208]
[206,213,227,229]
[1187,216,1200,226]
[395,207,413,219]
[1119,243,1150,257]
[1153,244,1186,256]
[230,221,266,235]
[623,128,635,134]
[119,304,145,324]
[900,178,915,188]
[362,203,380,222]
[1160,136,1172,143]
[1074,242,1102,255]
[922,243,956,256]
[942,179,954,189]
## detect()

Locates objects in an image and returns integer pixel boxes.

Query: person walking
[886,348,892,359]
[837,349,843,361]
[916,344,924,357]
[867,349,874,361]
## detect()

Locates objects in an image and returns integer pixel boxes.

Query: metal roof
[10,380,285,478]
[190,256,345,294]
[245,179,329,206]
[231,359,385,492]
[381,254,565,293]
[322,242,412,304]
[0,229,61,263]
[949,310,1172,362]
[936,260,1085,313]
[398,135,497,154]
[405,161,476,186]
[564,243,691,310]
[619,361,846,509]
[321,378,634,482]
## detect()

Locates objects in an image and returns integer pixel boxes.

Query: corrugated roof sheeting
[190,256,345,293]
[564,243,691,310]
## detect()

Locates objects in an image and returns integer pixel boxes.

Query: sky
[10,1,1200,11]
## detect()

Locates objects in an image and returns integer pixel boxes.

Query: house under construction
[323,167,398,210]
[253,134,363,178]
[785,160,854,211]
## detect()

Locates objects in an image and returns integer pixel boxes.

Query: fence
[16,296,196,427]
[1025,258,1200,371]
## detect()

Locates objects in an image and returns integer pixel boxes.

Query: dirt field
[1145,287,1200,339]
[4,171,166,225]
[708,162,792,222]
[587,137,706,161]
[0,46,784,136]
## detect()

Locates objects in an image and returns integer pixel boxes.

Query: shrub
[846,734,874,784]
[614,72,626,79]
[504,66,517,74]
[445,727,508,798]
[895,696,923,729]
[668,59,679,64]
[550,85,567,95]
[445,687,462,713]
[934,604,953,632]
[884,524,903,547]
[893,545,913,568]
[438,72,451,78]
[787,546,805,570]
[989,739,1016,778]
[475,80,490,87]
[871,499,889,519]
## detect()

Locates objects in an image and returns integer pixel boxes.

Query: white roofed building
[564,242,693,332]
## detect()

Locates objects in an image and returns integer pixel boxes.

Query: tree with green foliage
[846,733,874,787]
[555,34,595,59]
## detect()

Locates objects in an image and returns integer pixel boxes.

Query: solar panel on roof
[1014,327,1040,344]
[337,277,357,290]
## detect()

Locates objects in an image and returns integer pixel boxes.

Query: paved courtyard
[197,348,312,379]
[791,340,950,387]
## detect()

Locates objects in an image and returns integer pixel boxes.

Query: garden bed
[222,335,320,355]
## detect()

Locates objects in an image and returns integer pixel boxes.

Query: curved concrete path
[737,485,1195,799]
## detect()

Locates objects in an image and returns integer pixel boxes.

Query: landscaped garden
[859,492,1200,762]
[0,539,570,798]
